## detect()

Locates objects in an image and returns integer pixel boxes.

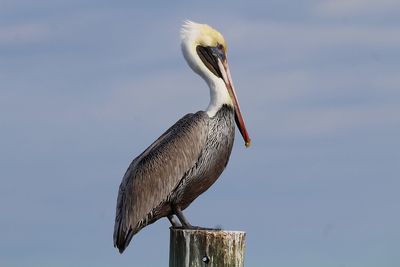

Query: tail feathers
[113,222,134,253]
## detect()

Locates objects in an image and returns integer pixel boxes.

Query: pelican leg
[174,207,218,230]
[167,215,181,227]
[174,207,193,228]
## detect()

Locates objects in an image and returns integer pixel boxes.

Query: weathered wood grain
[169,228,246,267]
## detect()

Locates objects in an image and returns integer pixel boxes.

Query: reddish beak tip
[245,139,251,148]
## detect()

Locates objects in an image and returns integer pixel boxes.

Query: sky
[1,1,400,266]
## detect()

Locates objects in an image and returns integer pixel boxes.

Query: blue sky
[1,1,400,266]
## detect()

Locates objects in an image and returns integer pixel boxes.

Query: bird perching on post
[113,20,251,253]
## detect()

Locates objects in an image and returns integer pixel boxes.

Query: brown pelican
[113,20,251,253]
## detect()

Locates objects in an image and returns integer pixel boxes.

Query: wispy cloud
[0,23,49,45]
[264,103,400,139]
[227,20,400,55]
[314,0,400,17]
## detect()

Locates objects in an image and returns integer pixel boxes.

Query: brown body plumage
[114,106,235,252]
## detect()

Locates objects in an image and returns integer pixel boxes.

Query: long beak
[217,58,251,147]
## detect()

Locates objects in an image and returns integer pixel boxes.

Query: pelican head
[181,20,251,147]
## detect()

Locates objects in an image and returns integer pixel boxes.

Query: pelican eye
[196,45,225,78]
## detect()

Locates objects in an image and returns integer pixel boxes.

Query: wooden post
[169,228,246,267]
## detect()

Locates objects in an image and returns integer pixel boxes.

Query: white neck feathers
[204,76,232,117]
[180,21,232,117]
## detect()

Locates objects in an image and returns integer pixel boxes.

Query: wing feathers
[113,112,208,252]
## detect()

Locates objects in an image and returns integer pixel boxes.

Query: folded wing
[113,111,208,252]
